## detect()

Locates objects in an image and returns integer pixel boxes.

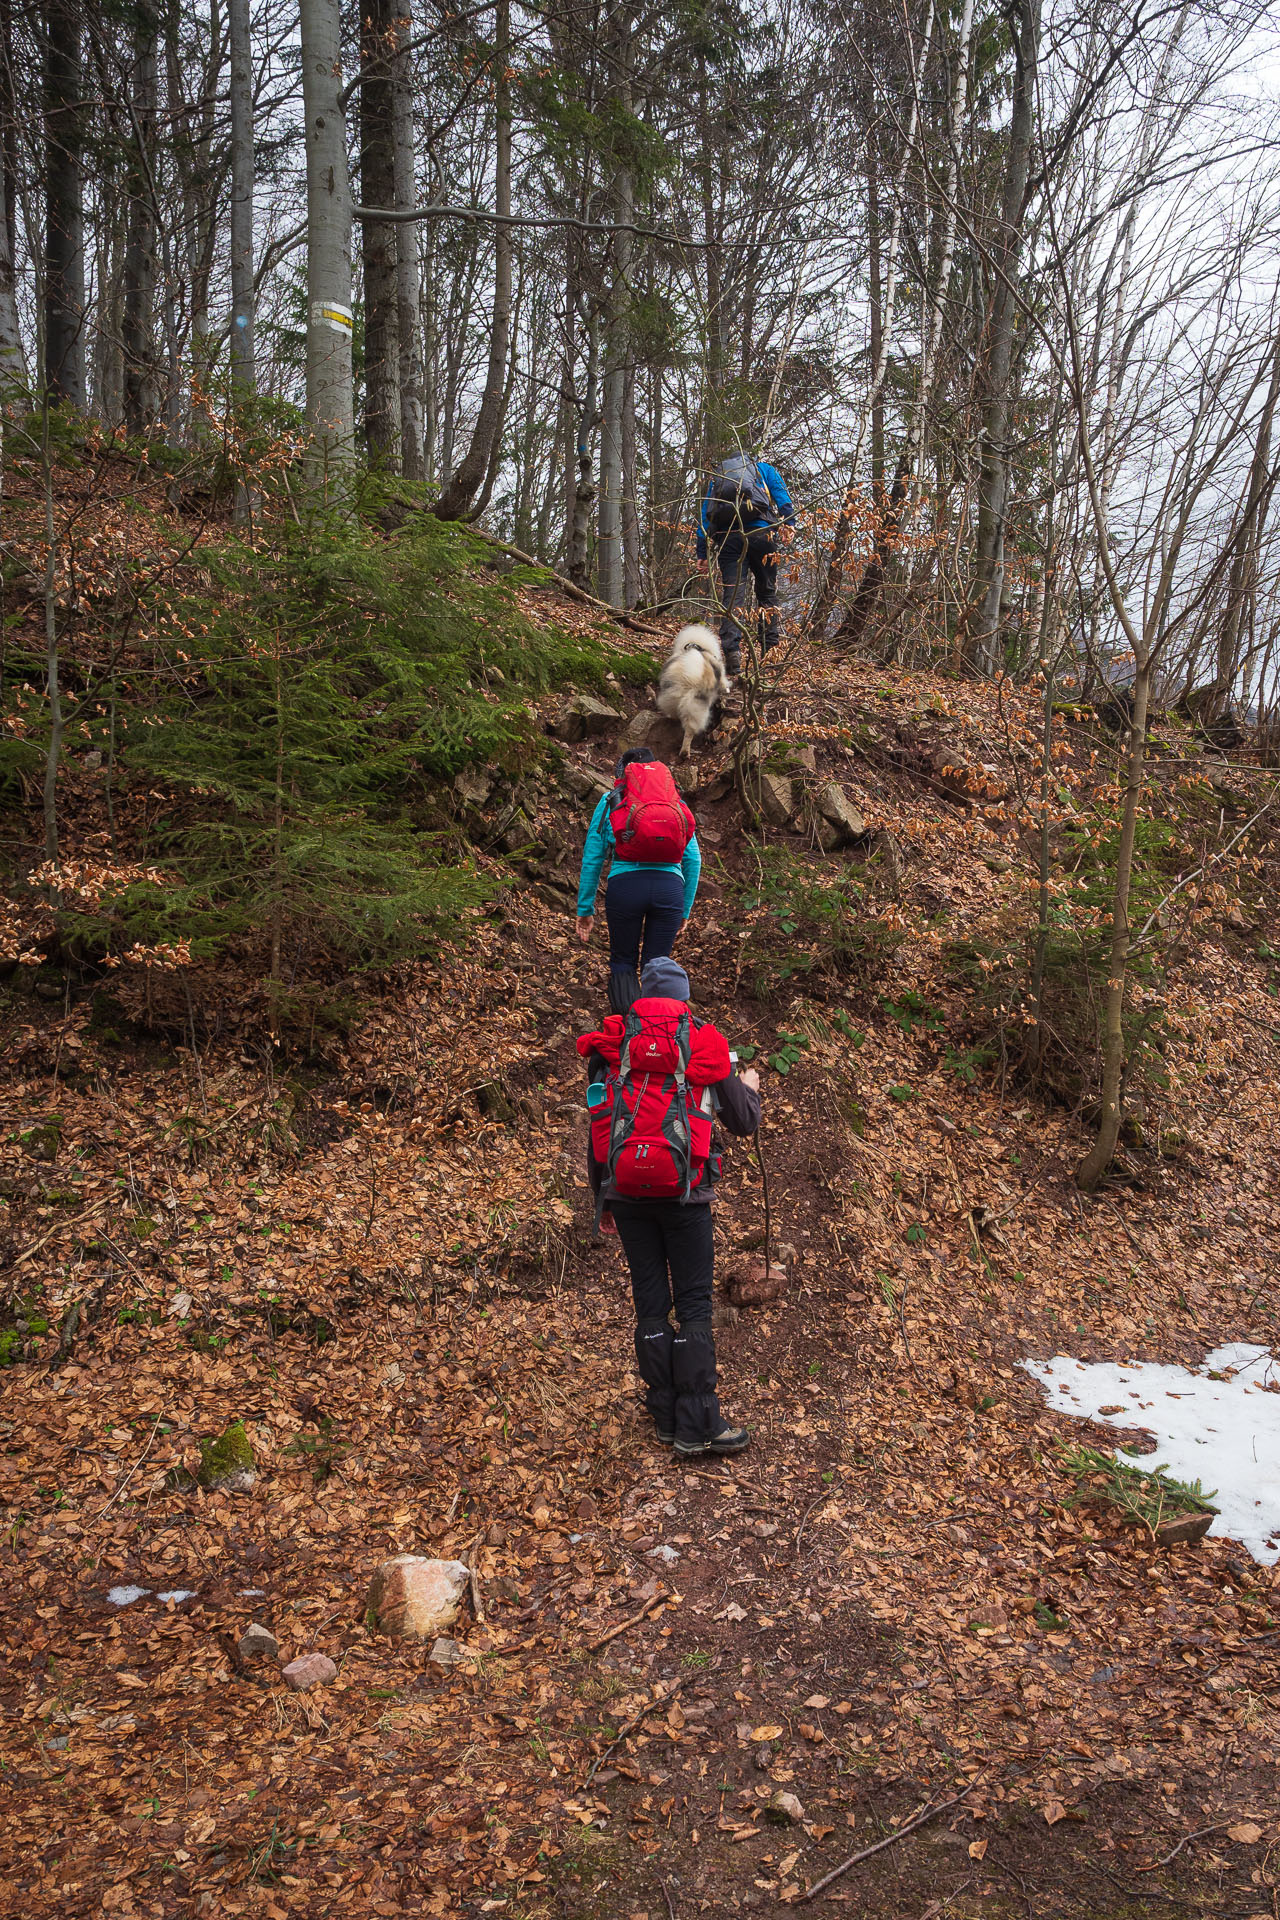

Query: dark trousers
[605,867,684,979]
[715,528,779,654]
[611,1198,723,1445]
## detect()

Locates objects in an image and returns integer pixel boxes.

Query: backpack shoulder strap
[619,1008,644,1078]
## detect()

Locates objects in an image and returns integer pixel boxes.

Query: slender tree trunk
[696,48,724,463]
[42,430,62,859]
[42,0,86,407]
[392,5,425,481]
[967,0,1041,673]
[867,156,884,499]
[621,357,640,605]
[228,0,254,394]
[122,1,158,433]
[1075,659,1150,1191]
[841,0,974,648]
[568,303,600,586]
[597,33,634,607]
[807,0,937,638]
[0,0,24,400]
[434,0,511,518]
[1214,327,1280,702]
[93,167,126,426]
[360,0,400,463]
[300,0,354,470]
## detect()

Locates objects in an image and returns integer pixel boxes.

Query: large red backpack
[608,762,695,865]
[590,999,715,1201]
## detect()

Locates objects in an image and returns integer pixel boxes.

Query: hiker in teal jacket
[577,750,701,1013]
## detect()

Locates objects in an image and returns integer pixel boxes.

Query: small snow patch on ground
[1020,1342,1280,1563]
[107,1585,150,1606]
[156,1589,197,1603]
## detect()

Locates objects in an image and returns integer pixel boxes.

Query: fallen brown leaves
[2,643,1280,1919]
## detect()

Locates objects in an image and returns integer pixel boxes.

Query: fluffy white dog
[656,623,729,758]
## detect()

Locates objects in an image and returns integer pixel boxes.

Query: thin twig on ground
[1135,1820,1241,1872]
[798,1777,982,1903]
[584,1589,671,1654]
[583,1673,688,1787]
[794,1495,824,1561]
[97,1411,164,1517]
[660,1877,678,1919]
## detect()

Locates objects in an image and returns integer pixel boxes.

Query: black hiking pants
[714,527,780,659]
[611,1198,724,1446]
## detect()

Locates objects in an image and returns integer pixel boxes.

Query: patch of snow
[646,1543,681,1563]
[239,1587,265,1596]
[1020,1343,1280,1563]
[107,1585,150,1606]
[156,1589,197,1604]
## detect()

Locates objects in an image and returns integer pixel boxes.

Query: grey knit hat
[642,956,691,1001]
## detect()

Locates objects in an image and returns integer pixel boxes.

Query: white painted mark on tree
[311,300,352,333]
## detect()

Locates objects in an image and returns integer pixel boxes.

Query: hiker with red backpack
[578,956,761,1457]
[695,451,796,675]
[576,749,702,1014]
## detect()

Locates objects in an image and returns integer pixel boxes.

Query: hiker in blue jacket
[577,749,702,1014]
[696,452,796,673]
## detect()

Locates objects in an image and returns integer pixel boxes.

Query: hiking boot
[654,1426,675,1445]
[723,648,741,677]
[674,1426,749,1458]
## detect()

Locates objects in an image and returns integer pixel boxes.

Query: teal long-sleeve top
[576,792,702,921]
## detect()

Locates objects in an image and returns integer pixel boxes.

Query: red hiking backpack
[608,761,695,866]
[590,999,715,1201]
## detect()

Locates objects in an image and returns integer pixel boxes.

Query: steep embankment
[3,557,1280,1919]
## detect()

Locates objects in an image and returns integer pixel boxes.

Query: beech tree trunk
[0,0,24,400]
[597,24,634,607]
[568,302,599,586]
[392,6,425,481]
[434,0,511,519]
[300,0,354,469]
[360,0,400,464]
[122,0,158,433]
[42,0,86,406]
[968,0,1041,673]
[228,0,254,394]
[1075,660,1150,1192]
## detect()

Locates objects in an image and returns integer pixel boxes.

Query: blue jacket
[696,459,795,559]
[576,791,702,921]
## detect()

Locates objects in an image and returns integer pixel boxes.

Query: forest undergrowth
[2,490,1280,1919]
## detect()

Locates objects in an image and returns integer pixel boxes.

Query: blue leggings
[605,868,684,975]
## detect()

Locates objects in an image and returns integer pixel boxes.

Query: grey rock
[757,770,795,828]
[454,767,494,809]
[550,695,623,744]
[816,782,866,843]
[428,1635,468,1669]
[766,1790,805,1825]
[561,763,612,801]
[623,707,663,747]
[238,1623,280,1663]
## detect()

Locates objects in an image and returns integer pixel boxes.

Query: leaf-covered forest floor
[3,587,1280,1920]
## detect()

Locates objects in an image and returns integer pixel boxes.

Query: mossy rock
[21,1121,62,1162]
[197,1420,258,1492]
